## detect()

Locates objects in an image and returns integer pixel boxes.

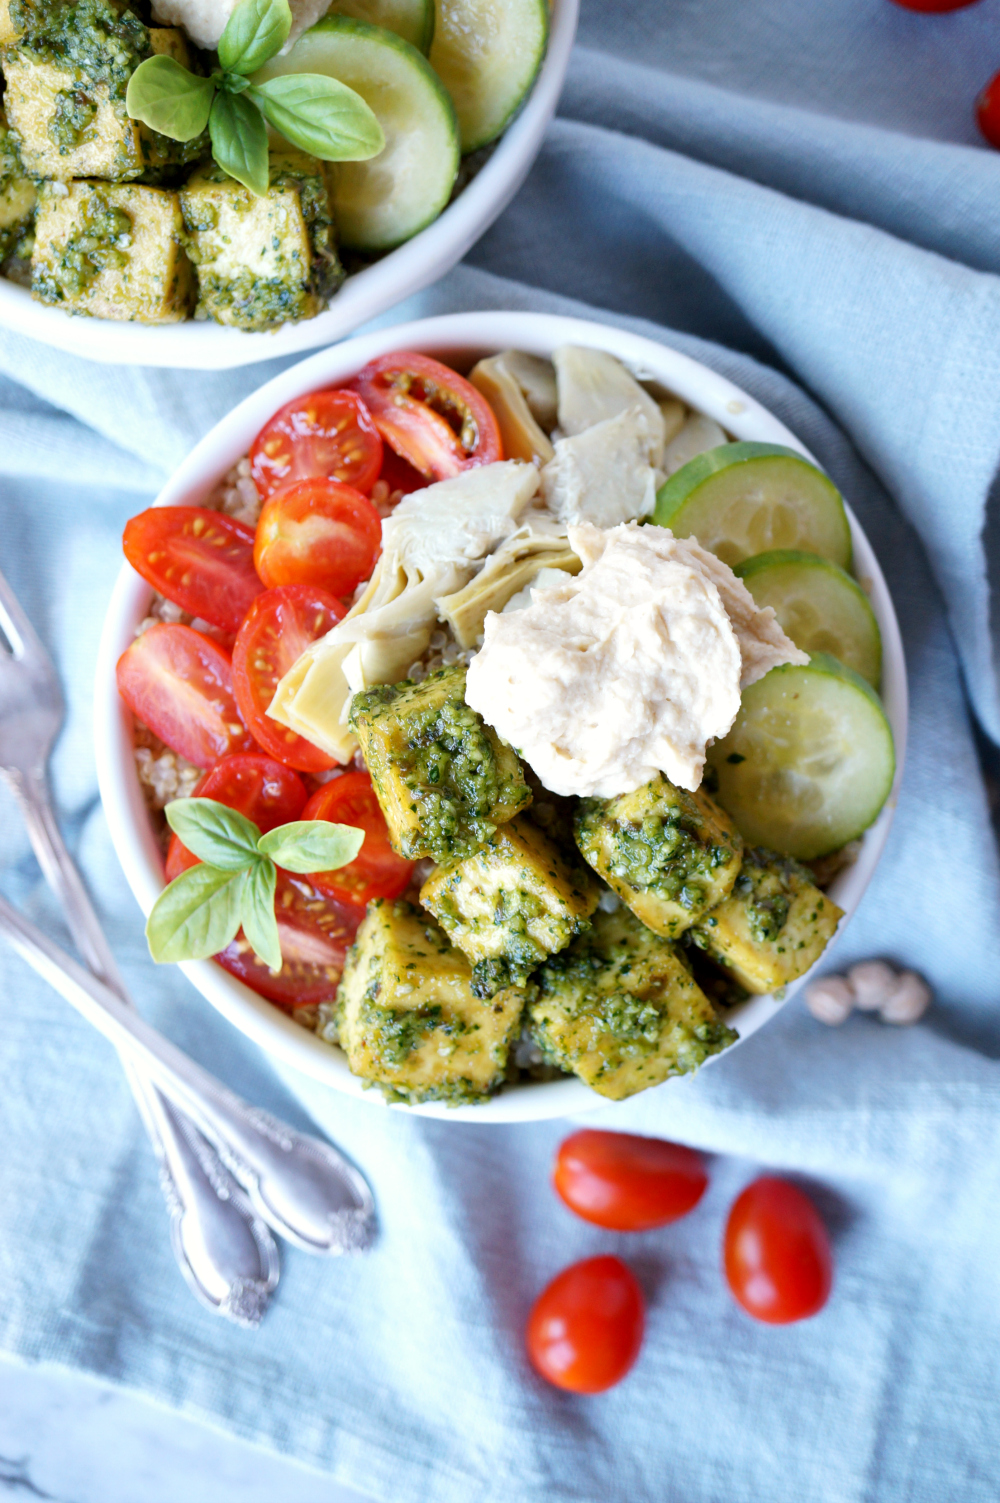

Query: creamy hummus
[152,0,330,51]
[465,521,805,797]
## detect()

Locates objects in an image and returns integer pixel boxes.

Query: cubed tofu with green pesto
[31,179,193,322]
[529,907,737,1101]
[179,153,344,332]
[0,109,36,260]
[574,774,743,939]
[330,899,527,1105]
[350,666,532,863]
[2,7,201,181]
[689,847,843,994]
[420,814,600,996]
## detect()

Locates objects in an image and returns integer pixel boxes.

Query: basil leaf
[126,56,215,141]
[164,798,262,870]
[240,857,282,972]
[209,90,270,196]
[218,0,291,76]
[258,820,365,872]
[146,865,246,964]
[249,75,384,161]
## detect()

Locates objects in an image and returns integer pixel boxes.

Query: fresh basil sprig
[125,0,384,197]
[146,796,365,972]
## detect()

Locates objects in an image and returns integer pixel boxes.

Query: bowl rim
[0,0,578,370]
[94,309,909,1123]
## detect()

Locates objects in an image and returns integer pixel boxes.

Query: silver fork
[0,562,279,1325]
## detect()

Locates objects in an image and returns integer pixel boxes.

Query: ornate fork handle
[0,890,375,1255]
[7,764,279,1325]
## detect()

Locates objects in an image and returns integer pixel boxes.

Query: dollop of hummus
[465,522,807,797]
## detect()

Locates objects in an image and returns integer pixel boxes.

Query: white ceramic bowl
[0,1,577,370]
[95,310,908,1121]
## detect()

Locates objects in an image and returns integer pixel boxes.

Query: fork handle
[7,765,279,1324]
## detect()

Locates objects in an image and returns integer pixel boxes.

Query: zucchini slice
[429,0,548,153]
[326,0,434,53]
[735,549,882,688]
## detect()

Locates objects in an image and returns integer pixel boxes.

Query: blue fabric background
[2,1,1000,1497]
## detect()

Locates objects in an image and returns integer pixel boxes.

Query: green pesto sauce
[352,667,529,863]
[33,187,130,302]
[48,86,97,152]
[576,800,733,912]
[196,268,310,332]
[0,123,35,260]
[734,846,811,943]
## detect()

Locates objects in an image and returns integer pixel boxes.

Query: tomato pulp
[123,506,263,635]
[724,1176,833,1324]
[554,1130,708,1231]
[117,623,252,768]
[249,388,383,501]
[301,770,413,905]
[254,478,382,599]
[232,585,345,772]
[351,351,503,482]
[216,872,362,1011]
[526,1256,645,1394]
[165,754,308,880]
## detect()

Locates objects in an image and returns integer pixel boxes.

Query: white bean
[848,959,899,1012]
[805,975,855,1026]
[879,971,932,1025]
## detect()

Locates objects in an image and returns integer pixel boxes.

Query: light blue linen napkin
[2,1,1000,1497]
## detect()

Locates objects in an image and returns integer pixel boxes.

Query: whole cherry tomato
[164,753,309,880]
[216,872,363,1010]
[232,584,345,772]
[351,352,503,482]
[123,506,263,634]
[249,388,383,501]
[254,478,381,599]
[724,1177,833,1325]
[554,1130,708,1231]
[976,69,1000,149]
[117,623,252,769]
[526,1256,644,1394]
[888,0,980,9]
[301,770,414,905]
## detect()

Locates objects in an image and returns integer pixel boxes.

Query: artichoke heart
[436,512,581,648]
[470,354,555,464]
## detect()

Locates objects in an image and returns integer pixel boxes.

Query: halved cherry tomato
[123,507,263,635]
[117,623,252,769]
[232,585,345,772]
[301,770,414,905]
[554,1130,707,1232]
[165,753,309,880]
[216,872,363,1010]
[249,388,383,502]
[724,1177,833,1325]
[351,352,503,482]
[254,478,381,599]
[378,446,427,496]
[526,1256,644,1394]
[977,69,1000,149]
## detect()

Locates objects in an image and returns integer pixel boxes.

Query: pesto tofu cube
[0,108,36,260]
[350,666,532,863]
[32,180,193,322]
[574,774,743,939]
[0,0,21,45]
[689,847,843,994]
[332,899,527,1105]
[3,14,200,181]
[179,153,343,332]
[419,814,600,995]
[529,907,737,1101]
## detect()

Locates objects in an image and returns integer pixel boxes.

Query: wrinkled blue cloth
[2,1,1000,1498]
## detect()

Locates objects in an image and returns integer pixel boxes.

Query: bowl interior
[0,0,578,370]
[95,310,908,1122]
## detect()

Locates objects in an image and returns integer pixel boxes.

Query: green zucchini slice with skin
[653,442,853,571]
[254,16,459,251]
[326,0,434,53]
[429,0,549,153]
[735,549,882,689]
[707,653,895,861]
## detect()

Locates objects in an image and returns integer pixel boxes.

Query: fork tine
[0,559,45,661]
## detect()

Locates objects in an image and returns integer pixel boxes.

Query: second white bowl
[94,310,908,1121]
